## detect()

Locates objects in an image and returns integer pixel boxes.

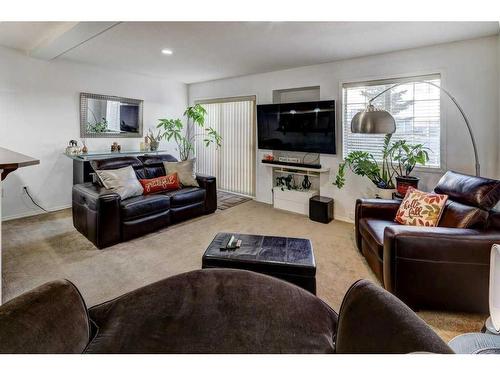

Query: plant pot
[150,140,159,151]
[396,175,419,197]
[376,188,396,200]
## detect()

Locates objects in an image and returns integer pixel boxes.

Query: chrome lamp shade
[351,104,396,134]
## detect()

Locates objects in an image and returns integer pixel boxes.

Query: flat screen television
[257,100,336,154]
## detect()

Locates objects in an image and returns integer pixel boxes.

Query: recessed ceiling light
[161,49,173,55]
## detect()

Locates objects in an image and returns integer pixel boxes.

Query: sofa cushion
[95,166,144,200]
[395,187,448,227]
[439,200,488,229]
[359,218,397,259]
[139,173,180,195]
[85,269,337,353]
[164,159,199,187]
[137,154,178,179]
[120,194,170,221]
[434,171,500,210]
[164,187,206,208]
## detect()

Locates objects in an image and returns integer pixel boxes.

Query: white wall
[189,36,500,222]
[0,46,187,220]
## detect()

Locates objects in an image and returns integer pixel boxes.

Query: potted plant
[157,104,222,161]
[333,134,430,199]
[334,134,397,199]
[388,140,430,196]
[146,129,162,151]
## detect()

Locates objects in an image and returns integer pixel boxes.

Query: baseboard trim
[2,204,72,222]
[334,215,354,224]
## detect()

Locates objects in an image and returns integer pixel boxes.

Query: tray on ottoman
[202,232,316,294]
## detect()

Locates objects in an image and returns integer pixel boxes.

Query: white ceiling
[0,21,498,83]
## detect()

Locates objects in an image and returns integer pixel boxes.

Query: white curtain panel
[196,99,255,197]
[105,101,121,131]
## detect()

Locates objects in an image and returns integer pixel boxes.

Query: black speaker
[309,196,334,223]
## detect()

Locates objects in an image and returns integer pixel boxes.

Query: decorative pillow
[95,165,143,200]
[139,173,181,195]
[163,159,199,187]
[395,187,448,227]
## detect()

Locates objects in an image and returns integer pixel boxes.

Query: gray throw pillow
[95,165,144,199]
[163,159,199,187]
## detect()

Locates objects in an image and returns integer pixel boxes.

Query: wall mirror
[80,93,143,138]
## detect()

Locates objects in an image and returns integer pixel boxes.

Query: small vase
[301,175,312,190]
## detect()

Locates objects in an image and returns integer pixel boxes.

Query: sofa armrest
[72,183,122,249]
[383,226,500,311]
[0,280,90,353]
[355,199,401,249]
[196,174,217,213]
[335,280,453,354]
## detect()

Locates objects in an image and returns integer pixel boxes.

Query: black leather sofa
[0,269,453,354]
[72,154,217,249]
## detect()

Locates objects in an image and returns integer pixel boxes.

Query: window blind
[195,99,256,197]
[342,74,441,168]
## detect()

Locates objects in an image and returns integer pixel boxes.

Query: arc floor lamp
[350,80,481,176]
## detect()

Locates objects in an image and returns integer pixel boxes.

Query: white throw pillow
[95,165,143,199]
[163,159,199,187]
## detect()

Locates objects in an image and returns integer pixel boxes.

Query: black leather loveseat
[72,154,216,249]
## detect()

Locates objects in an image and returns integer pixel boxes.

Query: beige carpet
[2,200,486,342]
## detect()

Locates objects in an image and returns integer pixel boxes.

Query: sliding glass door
[195,97,256,197]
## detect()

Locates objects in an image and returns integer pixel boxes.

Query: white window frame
[339,72,447,174]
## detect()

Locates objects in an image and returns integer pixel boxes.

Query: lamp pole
[368,80,480,176]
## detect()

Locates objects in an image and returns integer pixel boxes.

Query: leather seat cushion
[85,269,338,353]
[164,187,206,208]
[120,194,170,221]
[359,219,399,259]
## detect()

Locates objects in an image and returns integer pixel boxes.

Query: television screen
[257,100,336,154]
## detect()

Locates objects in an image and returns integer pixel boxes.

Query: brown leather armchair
[355,171,500,313]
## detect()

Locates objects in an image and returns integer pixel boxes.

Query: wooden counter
[0,147,40,181]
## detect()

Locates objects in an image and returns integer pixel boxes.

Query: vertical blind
[195,98,256,197]
[342,74,441,168]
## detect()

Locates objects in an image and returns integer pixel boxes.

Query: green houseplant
[333,134,429,198]
[157,104,222,161]
[388,140,430,196]
[334,134,396,193]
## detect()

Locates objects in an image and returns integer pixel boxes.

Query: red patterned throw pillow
[395,187,448,227]
[140,173,180,195]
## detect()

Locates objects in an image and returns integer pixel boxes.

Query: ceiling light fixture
[161,49,173,55]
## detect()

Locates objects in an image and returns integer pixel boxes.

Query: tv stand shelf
[262,159,330,216]
[261,160,329,173]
